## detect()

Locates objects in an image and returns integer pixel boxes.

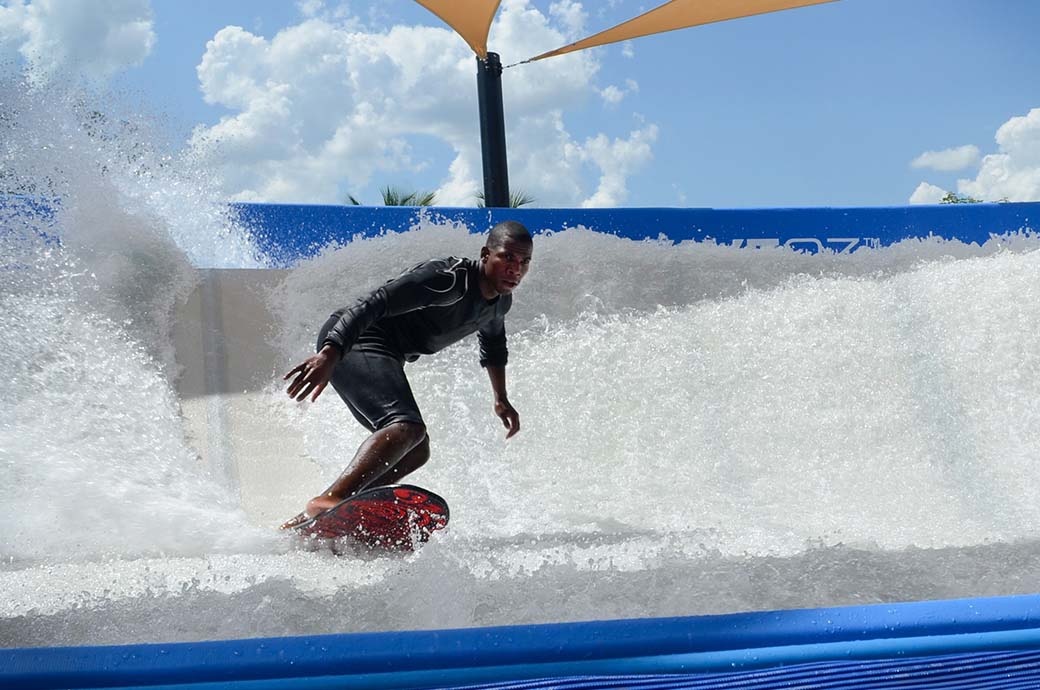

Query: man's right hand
[283,344,340,402]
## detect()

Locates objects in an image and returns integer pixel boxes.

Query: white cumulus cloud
[910,144,980,172]
[600,85,624,105]
[0,0,155,85]
[580,122,658,207]
[909,182,947,205]
[296,0,324,18]
[548,0,586,38]
[911,107,1040,204]
[188,0,659,207]
[958,107,1040,202]
[599,78,638,106]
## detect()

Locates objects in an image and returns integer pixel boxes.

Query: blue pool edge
[5,593,1040,689]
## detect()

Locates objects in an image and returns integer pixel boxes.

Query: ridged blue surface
[443,650,1040,689]
[5,595,1040,689]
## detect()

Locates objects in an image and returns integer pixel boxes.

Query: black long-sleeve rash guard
[322,257,511,368]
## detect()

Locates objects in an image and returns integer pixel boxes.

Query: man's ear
[480,246,490,261]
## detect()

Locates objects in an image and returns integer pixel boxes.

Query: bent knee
[385,420,427,446]
[413,433,431,463]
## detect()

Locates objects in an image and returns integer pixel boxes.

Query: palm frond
[475,189,536,208]
[380,186,437,206]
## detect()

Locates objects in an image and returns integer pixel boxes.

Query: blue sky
[4,0,1040,208]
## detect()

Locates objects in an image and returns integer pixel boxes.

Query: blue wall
[6,196,1037,266]
[234,202,1040,266]
[5,594,1040,689]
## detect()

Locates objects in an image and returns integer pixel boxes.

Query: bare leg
[373,434,430,486]
[303,421,427,518]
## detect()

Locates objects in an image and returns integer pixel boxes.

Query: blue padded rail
[4,594,1040,689]
[230,201,1040,266]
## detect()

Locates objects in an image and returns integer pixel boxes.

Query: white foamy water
[271,224,1040,557]
[4,77,1040,649]
[2,79,274,578]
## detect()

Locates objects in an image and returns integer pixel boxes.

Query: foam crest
[271,223,1040,556]
[1,76,269,564]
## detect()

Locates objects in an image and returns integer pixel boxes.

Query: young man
[281,220,533,527]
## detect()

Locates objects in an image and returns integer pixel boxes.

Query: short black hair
[485,220,532,249]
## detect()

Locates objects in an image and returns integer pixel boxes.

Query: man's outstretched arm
[485,365,519,438]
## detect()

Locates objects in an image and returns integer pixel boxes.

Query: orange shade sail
[523,0,836,63]
[413,0,502,59]
[413,0,835,64]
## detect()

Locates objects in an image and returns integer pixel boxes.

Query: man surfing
[281,220,533,528]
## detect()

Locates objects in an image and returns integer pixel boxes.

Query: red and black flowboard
[292,484,449,552]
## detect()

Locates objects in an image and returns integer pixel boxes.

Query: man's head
[480,220,533,296]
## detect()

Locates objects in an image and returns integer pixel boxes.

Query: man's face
[482,240,533,295]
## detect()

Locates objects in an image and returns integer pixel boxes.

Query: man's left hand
[494,399,520,439]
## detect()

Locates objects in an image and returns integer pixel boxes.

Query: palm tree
[475,189,535,208]
[940,192,982,204]
[346,186,437,206]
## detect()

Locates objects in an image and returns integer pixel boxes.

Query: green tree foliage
[475,189,536,208]
[346,186,437,206]
[346,185,535,207]
[940,191,982,204]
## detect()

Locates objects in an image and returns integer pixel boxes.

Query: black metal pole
[476,52,510,208]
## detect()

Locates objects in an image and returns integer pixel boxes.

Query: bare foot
[305,494,341,517]
[280,511,309,530]
[281,494,348,530]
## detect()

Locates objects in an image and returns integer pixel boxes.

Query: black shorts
[317,315,425,432]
